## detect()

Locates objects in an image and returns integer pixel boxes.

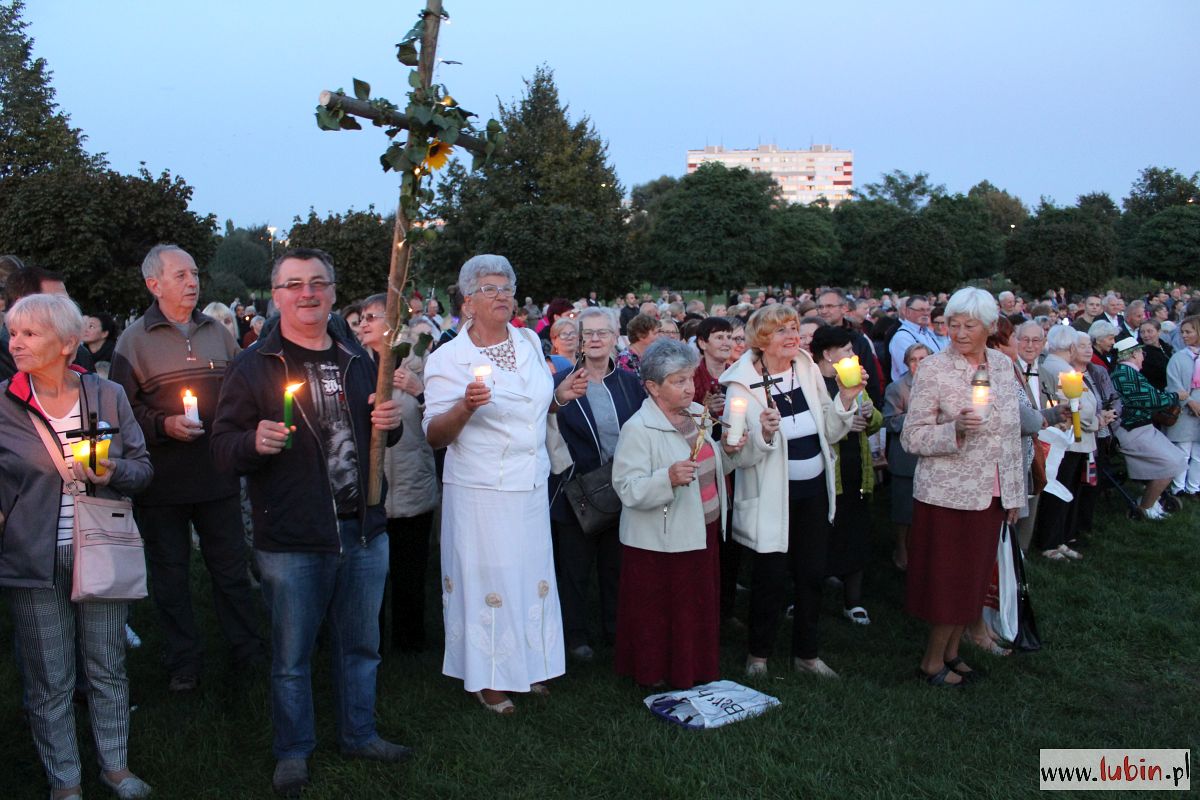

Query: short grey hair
[271,247,336,285]
[141,243,191,280]
[7,292,85,349]
[639,337,699,385]
[576,306,617,334]
[1015,320,1045,340]
[998,290,1015,303]
[550,317,577,340]
[1088,320,1118,341]
[1126,299,1145,315]
[903,342,931,364]
[944,287,999,327]
[458,254,516,297]
[1046,324,1077,352]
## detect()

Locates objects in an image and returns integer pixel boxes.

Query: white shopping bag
[982,523,1019,642]
[643,680,781,730]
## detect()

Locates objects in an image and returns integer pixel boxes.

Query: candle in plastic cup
[70,439,110,476]
[726,396,748,443]
[1059,371,1084,442]
[833,356,861,388]
[182,388,200,424]
[473,364,493,389]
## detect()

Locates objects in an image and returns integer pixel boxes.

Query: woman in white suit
[423,255,587,714]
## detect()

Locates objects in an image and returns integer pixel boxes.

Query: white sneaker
[1143,505,1167,520]
[793,657,839,679]
[745,657,769,678]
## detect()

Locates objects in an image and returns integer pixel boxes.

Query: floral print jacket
[901,347,1024,511]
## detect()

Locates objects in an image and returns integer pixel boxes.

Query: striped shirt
[770,369,825,500]
[37,395,82,546]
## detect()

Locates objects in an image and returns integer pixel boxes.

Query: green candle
[283,383,303,449]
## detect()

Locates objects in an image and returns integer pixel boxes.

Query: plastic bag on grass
[644,680,781,730]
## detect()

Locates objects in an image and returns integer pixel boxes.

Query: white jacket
[718,349,855,553]
[422,322,553,490]
[612,398,731,554]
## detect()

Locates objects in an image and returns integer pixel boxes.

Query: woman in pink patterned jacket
[900,287,1024,688]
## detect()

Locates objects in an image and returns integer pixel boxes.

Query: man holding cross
[110,244,264,694]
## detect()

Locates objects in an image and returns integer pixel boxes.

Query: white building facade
[685,144,854,207]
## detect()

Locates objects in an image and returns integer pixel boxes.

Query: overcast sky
[25,0,1200,229]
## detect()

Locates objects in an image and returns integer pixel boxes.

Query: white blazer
[422,322,553,491]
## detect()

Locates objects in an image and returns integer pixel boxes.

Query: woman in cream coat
[718,305,859,680]
[611,338,743,689]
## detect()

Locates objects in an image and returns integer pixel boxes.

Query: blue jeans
[256,519,388,758]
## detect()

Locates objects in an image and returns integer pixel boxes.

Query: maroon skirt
[614,520,720,689]
[905,499,1004,625]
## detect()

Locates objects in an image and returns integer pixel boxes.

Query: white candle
[726,396,748,443]
[473,364,493,389]
[182,389,200,424]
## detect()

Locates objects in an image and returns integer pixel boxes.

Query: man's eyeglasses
[274,279,334,292]
[1017,337,1045,345]
[476,284,516,299]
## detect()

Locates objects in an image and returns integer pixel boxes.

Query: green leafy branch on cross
[314,4,505,245]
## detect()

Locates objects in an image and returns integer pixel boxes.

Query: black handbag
[561,372,633,535]
[1007,524,1042,652]
[563,461,622,535]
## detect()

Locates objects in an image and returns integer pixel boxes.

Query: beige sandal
[473,690,515,715]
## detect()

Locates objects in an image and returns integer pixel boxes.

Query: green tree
[627,174,678,270]
[863,215,961,292]
[764,203,840,289]
[642,162,777,296]
[1122,166,1200,219]
[967,180,1028,235]
[1126,205,1200,283]
[429,66,627,299]
[0,166,216,313]
[1004,205,1116,295]
[1075,191,1122,227]
[286,207,395,306]
[922,194,1001,279]
[0,0,102,178]
[858,169,945,212]
[209,224,271,292]
[831,198,909,281]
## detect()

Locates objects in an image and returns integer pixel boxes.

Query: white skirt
[440,482,565,692]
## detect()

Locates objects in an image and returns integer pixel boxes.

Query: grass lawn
[2,483,1197,799]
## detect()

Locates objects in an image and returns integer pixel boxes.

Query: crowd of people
[1,247,1197,797]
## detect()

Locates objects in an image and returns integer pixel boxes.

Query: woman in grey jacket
[358,295,440,652]
[0,294,153,800]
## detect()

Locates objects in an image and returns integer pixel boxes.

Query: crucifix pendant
[749,369,784,410]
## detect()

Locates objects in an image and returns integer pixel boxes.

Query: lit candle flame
[285,382,304,396]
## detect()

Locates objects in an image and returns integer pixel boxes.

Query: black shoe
[918,666,966,688]
[168,673,199,693]
[273,758,309,797]
[944,656,985,682]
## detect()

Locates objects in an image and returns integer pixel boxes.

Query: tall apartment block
[685,144,854,207]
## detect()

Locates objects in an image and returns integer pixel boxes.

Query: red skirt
[614,521,720,689]
[905,499,1004,625]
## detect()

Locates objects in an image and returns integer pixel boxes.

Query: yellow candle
[833,355,861,388]
[1059,371,1084,442]
[70,439,110,476]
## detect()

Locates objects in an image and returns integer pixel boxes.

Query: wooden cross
[316,0,498,505]
[65,411,118,492]
[749,370,783,410]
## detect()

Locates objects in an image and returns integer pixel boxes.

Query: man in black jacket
[211,248,408,796]
[815,288,883,405]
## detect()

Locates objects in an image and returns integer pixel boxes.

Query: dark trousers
[719,534,744,621]
[552,516,621,650]
[1034,452,1084,551]
[135,498,264,677]
[748,492,831,661]
[380,511,434,652]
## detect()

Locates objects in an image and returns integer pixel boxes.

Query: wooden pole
[366,0,444,506]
